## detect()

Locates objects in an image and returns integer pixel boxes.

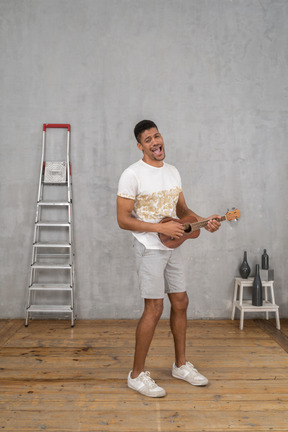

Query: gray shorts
[133,238,186,299]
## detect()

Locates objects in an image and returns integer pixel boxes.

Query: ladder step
[35,222,70,227]
[42,181,68,185]
[33,242,71,248]
[37,201,70,206]
[31,263,71,269]
[26,305,73,313]
[29,283,72,291]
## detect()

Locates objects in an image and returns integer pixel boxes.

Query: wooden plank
[1,397,288,412]
[279,320,288,333]
[2,352,286,371]
[0,343,282,358]
[0,381,288,409]
[0,319,23,347]
[254,319,288,353]
[1,378,288,398]
[1,369,287,381]
[1,348,287,378]
[4,335,277,348]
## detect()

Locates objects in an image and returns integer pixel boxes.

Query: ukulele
[159,209,241,249]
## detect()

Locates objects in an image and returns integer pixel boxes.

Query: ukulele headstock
[226,208,241,221]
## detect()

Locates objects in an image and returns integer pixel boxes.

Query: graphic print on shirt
[117,160,182,249]
[134,186,181,222]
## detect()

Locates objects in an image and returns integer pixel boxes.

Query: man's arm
[176,192,221,233]
[117,196,185,239]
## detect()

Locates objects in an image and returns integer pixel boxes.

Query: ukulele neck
[184,215,226,232]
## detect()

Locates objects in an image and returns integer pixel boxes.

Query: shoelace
[184,362,199,375]
[139,371,158,388]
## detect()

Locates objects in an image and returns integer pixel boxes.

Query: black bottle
[261,249,269,270]
[239,251,251,279]
[252,264,263,306]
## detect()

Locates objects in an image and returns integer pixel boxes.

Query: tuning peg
[228,207,239,222]
[232,208,238,221]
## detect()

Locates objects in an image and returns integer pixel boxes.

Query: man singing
[117,120,221,397]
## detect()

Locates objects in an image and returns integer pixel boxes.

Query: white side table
[231,277,280,330]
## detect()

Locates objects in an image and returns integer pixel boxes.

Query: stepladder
[231,277,280,330]
[25,124,75,326]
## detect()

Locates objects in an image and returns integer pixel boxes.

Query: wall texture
[1,0,287,319]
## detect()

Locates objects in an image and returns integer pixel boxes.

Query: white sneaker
[172,361,208,386]
[128,371,166,397]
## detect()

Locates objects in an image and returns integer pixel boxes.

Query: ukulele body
[159,216,200,249]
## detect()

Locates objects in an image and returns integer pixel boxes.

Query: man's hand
[205,215,221,233]
[157,220,185,239]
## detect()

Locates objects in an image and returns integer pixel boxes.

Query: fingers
[206,216,221,233]
[171,221,185,238]
[162,221,185,238]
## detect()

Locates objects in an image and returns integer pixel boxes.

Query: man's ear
[137,142,143,152]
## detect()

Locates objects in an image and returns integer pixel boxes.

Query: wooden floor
[1,318,288,432]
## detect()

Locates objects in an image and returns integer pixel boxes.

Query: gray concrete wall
[1,0,287,319]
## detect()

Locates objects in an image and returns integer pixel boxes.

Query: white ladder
[25,124,75,326]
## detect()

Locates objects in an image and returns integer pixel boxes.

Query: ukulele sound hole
[184,225,191,233]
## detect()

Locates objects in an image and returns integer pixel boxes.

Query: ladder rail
[36,130,46,203]
[67,130,72,203]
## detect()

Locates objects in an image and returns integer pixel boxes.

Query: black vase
[252,264,263,306]
[261,249,269,270]
[239,251,251,279]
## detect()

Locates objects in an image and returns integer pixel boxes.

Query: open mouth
[152,145,163,156]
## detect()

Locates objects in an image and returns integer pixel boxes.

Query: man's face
[137,127,165,166]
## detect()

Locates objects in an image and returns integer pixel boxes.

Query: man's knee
[144,298,164,321]
[169,292,189,312]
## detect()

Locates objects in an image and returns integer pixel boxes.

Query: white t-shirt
[117,159,182,249]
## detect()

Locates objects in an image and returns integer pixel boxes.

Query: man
[117,120,221,398]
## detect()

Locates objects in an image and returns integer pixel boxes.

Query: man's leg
[168,292,189,367]
[131,298,163,378]
[169,292,208,386]
[129,240,168,396]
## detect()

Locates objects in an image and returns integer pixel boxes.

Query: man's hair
[134,120,158,142]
